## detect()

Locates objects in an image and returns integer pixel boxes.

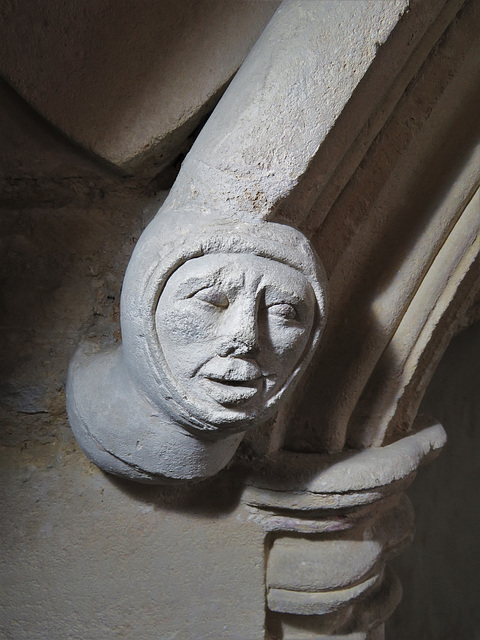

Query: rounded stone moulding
[66,205,328,484]
[242,418,446,639]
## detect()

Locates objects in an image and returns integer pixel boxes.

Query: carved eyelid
[266,301,299,320]
[189,286,229,308]
[262,287,300,308]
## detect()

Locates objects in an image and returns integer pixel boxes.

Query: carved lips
[199,355,264,405]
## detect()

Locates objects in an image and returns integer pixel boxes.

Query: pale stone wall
[0,0,279,173]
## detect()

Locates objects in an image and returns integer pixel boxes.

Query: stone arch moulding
[65,1,480,638]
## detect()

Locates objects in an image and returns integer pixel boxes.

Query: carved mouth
[198,357,264,406]
[201,376,262,405]
[206,375,256,385]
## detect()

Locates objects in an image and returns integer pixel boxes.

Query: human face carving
[155,253,316,429]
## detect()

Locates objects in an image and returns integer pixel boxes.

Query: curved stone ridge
[243,418,445,638]
[244,418,446,510]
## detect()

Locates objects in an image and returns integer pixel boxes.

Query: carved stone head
[67,216,328,482]
[121,219,328,437]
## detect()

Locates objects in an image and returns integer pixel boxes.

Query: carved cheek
[257,321,311,389]
[264,317,309,357]
[156,300,219,347]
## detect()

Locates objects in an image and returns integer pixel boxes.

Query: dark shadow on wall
[386,321,480,640]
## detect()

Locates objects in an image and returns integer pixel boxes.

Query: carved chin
[177,384,282,437]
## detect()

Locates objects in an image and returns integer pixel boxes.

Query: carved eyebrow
[172,266,227,298]
[262,284,308,306]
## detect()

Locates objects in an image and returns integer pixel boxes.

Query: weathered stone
[2,1,480,639]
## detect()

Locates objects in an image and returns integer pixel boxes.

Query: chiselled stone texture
[282,0,480,453]
[2,1,479,639]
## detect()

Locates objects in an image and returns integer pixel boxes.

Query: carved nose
[220,306,259,356]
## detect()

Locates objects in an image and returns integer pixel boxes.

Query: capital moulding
[242,418,446,639]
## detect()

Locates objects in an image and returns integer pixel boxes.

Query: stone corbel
[67,0,421,484]
[66,0,480,637]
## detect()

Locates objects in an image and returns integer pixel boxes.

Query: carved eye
[268,303,298,320]
[192,288,229,309]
